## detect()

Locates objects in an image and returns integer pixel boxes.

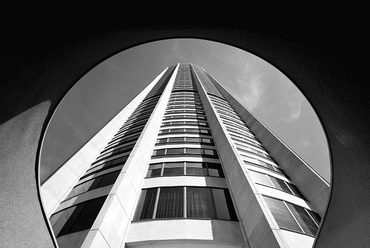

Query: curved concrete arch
[0,25,368,247]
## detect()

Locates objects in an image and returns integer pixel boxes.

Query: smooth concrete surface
[194,70,283,248]
[142,175,228,189]
[1,23,368,248]
[280,230,315,248]
[126,219,245,246]
[78,65,179,247]
[127,241,244,248]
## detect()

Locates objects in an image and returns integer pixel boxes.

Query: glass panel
[287,183,306,199]
[50,205,78,237]
[170,128,184,133]
[168,137,185,143]
[137,188,157,220]
[61,196,106,235]
[147,168,162,177]
[263,196,301,232]
[156,138,167,143]
[204,149,215,156]
[186,162,203,167]
[96,171,120,188]
[111,156,128,166]
[149,163,163,169]
[162,168,184,176]
[286,203,318,235]
[153,149,165,156]
[156,188,184,219]
[186,137,201,143]
[187,187,215,218]
[259,161,274,170]
[207,163,223,177]
[186,148,203,155]
[212,188,230,220]
[223,189,238,221]
[166,148,184,155]
[202,138,212,143]
[164,162,184,167]
[269,177,291,193]
[186,129,198,133]
[163,163,184,176]
[249,171,274,187]
[306,209,321,226]
[67,179,97,199]
[186,162,207,176]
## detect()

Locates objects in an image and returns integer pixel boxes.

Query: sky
[40,39,330,183]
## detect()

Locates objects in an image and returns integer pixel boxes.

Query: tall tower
[41,63,330,248]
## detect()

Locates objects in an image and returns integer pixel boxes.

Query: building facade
[41,63,330,248]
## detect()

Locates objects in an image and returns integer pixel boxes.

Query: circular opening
[40,38,330,183]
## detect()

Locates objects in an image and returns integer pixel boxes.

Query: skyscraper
[41,63,330,248]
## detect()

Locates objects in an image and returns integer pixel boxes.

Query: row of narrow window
[244,159,285,175]
[198,74,324,237]
[264,196,321,236]
[249,170,305,199]
[161,120,208,127]
[159,128,211,135]
[134,187,237,221]
[146,161,224,178]
[152,147,218,158]
[156,136,213,145]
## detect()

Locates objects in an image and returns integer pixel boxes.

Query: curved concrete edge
[0,26,369,247]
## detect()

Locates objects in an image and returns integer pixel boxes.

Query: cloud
[301,137,311,147]
[213,48,267,110]
[237,73,265,110]
[280,92,304,122]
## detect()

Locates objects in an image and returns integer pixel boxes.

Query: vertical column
[191,64,284,248]
[79,64,180,248]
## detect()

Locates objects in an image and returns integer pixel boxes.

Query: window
[152,148,218,158]
[159,128,210,135]
[156,187,184,219]
[263,196,321,236]
[146,162,224,178]
[50,196,107,237]
[286,203,319,236]
[65,170,120,200]
[263,196,301,232]
[249,170,305,199]
[155,137,214,145]
[85,155,128,176]
[243,160,284,175]
[163,162,184,176]
[134,187,237,221]
[249,170,274,187]
[168,137,185,143]
[186,148,203,155]
[187,187,215,218]
[166,148,183,155]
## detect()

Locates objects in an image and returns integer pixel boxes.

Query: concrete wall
[126,219,245,247]
[1,24,369,248]
[213,83,330,217]
[193,69,286,248]
[73,64,180,248]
